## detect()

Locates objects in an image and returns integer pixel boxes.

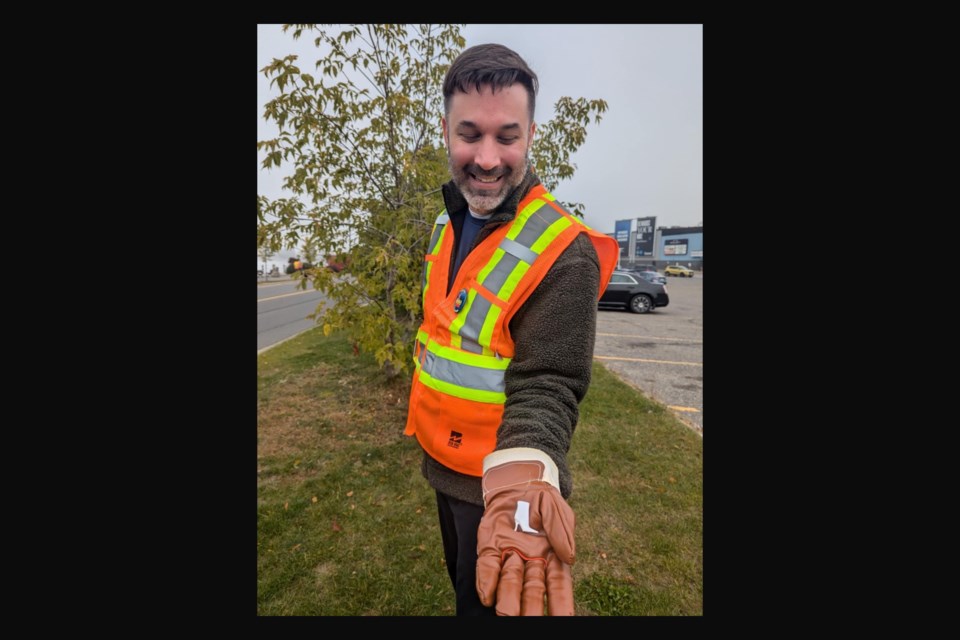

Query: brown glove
[476,448,576,616]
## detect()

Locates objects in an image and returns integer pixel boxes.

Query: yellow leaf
[284,501,289,510]
[668,477,676,483]
[323,323,332,336]
[346,491,354,497]
[600,552,608,559]
[312,496,318,503]
[294,459,300,468]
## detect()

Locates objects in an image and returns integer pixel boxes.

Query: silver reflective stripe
[422,350,505,393]
[513,206,564,249]
[460,292,493,344]
[426,211,448,255]
[499,237,539,265]
[460,336,483,354]
[480,251,521,297]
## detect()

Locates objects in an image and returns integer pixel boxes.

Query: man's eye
[499,137,519,144]
[459,134,479,141]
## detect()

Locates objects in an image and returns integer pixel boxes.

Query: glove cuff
[481,448,560,503]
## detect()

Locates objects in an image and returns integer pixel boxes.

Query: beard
[448,147,529,215]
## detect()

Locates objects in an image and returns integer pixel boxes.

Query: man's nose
[473,137,500,171]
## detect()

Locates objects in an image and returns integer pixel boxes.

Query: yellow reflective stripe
[422,261,433,306]
[418,369,507,404]
[497,260,531,302]
[427,340,510,370]
[413,330,428,367]
[448,289,475,336]
[505,199,547,240]
[431,224,448,256]
[478,304,501,348]
[450,333,461,349]
[530,216,573,254]
[541,192,589,227]
[477,248,505,285]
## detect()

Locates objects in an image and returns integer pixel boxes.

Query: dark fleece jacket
[420,167,601,506]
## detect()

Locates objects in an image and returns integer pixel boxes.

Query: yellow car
[664,264,695,277]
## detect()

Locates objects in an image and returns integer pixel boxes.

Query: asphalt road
[257,278,330,353]
[593,273,703,434]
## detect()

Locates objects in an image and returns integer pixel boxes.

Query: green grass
[257,329,702,615]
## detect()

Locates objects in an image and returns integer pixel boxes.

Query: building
[608,222,703,272]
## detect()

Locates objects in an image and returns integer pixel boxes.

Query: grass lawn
[257,328,702,615]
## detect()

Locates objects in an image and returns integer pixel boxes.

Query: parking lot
[594,273,702,434]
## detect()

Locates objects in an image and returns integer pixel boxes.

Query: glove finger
[539,492,576,564]
[545,552,575,616]
[476,550,502,607]
[495,550,525,616]
[520,557,546,616]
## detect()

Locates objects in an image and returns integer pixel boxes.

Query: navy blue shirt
[452,210,490,281]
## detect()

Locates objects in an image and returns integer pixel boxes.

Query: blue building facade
[659,227,703,270]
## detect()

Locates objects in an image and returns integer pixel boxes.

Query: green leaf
[258,24,607,376]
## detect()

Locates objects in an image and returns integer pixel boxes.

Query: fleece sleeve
[495,234,601,499]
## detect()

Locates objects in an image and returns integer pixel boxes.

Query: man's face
[442,83,536,214]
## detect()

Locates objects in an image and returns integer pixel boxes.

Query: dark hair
[443,44,539,123]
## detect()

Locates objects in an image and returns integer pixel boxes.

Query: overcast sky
[257,24,702,268]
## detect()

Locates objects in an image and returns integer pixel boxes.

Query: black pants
[435,490,496,616]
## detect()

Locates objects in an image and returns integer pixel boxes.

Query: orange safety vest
[404,184,618,476]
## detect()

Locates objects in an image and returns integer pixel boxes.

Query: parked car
[617,267,667,284]
[631,271,667,284]
[599,271,669,314]
[664,264,695,277]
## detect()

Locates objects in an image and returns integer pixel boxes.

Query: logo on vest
[453,288,467,313]
[447,430,463,448]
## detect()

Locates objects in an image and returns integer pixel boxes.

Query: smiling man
[404,44,618,616]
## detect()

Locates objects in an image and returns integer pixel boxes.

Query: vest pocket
[424,390,504,477]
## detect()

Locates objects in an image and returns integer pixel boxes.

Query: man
[404,44,618,616]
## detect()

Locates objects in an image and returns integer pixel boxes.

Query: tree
[257,24,607,376]
[257,246,274,279]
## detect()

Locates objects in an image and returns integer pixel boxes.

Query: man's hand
[476,448,575,616]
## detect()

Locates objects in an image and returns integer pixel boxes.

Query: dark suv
[599,271,670,314]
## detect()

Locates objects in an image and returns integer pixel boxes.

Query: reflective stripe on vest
[412,329,509,403]
[421,212,449,308]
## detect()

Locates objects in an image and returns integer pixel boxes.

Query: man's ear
[528,121,536,146]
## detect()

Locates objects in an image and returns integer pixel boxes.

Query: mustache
[463,164,510,179]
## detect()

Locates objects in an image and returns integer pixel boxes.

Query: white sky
[257,24,702,268]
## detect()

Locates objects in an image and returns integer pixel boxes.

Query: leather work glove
[476,448,576,616]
